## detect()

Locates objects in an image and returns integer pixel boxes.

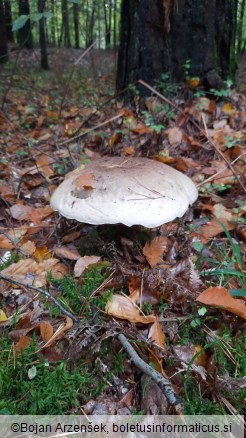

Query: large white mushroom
[50,157,198,227]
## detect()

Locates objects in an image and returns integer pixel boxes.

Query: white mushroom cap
[50,157,198,228]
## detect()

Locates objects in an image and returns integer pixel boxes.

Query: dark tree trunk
[38,0,49,70]
[62,0,71,48]
[73,3,79,49]
[103,0,112,49]
[116,0,165,96]
[85,0,96,47]
[0,0,8,63]
[17,0,33,49]
[117,0,238,96]
[4,0,13,42]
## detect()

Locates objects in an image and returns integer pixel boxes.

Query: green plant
[0,337,93,415]
[209,79,233,98]
[141,111,164,133]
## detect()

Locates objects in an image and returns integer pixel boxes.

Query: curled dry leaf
[20,240,36,256]
[14,335,32,353]
[74,255,101,277]
[148,320,166,349]
[41,316,74,349]
[196,286,246,320]
[143,236,171,267]
[105,294,156,324]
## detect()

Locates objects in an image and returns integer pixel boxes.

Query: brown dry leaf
[196,286,246,319]
[166,126,183,146]
[62,230,81,244]
[41,316,74,349]
[105,294,156,324]
[1,257,67,287]
[20,240,36,256]
[74,255,101,277]
[8,202,53,224]
[0,228,27,249]
[131,124,153,135]
[148,320,166,349]
[222,102,236,115]
[123,146,135,156]
[143,236,171,267]
[36,154,54,178]
[14,335,32,353]
[54,245,80,260]
[8,203,32,221]
[40,321,54,341]
[199,219,235,243]
[74,173,95,189]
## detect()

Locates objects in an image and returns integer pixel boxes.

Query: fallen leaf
[221,102,236,115]
[166,126,183,146]
[14,335,32,353]
[148,320,166,349]
[40,321,54,341]
[0,309,7,322]
[36,154,54,178]
[1,257,68,287]
[41,316,74,349]
[20,240,36,256]
[0,228,27,249]
[196,286,246,319]
[143,236,171,267]
[199,219,235,243]
[74,256,101,277]
[54,245,80,260]
[105,294,156,324]
[74,173,95,189]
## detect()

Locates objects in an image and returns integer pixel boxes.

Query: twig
[58,112,124,146]
[118,333,183,412]
[196,153,246,187]
[0,273,79,323]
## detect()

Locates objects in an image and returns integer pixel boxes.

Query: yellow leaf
[221,102,236,115]
[0,309,8,322]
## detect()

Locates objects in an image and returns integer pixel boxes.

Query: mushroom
[50,157,198,227]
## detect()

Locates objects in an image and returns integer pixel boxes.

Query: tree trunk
[0,0,8,63]
[50,0,56,45]
[4,0,13,43]
[38,0,49,69]
[116,0,165,96]
[62,0,71,48]
[116,0,238,96]
[73,3,79,49]
[17,0,33,49]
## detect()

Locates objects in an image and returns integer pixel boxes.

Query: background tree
[116,0,240,96]
[17,0,33,48]
[4,0,14,43]
[60,0,71,48]
[38,0,49,69]
[0,0,8,63]
[73,2,80,49]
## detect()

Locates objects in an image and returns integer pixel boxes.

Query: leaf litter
[0,50,245,416]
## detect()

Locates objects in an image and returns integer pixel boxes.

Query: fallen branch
[0,273,183,412]
[118,333,183,413]
[0,273,79,323]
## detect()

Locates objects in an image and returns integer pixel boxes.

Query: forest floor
[0,47,245,417]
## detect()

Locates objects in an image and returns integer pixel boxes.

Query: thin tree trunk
[62,0,71,48]
[50,0,56,45]
[4,0,13,43]
[38,0,49,69]
[17,0,33,49]
[0,0,8,63]
[73,2,79,49]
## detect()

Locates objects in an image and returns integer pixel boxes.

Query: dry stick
[0,273,183,411]
[196,152,246,187]
[138,79,246,193]
[59,41,97,118]
[0,273,78,323]
[59,112,124,146]
[118,333,183,412]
